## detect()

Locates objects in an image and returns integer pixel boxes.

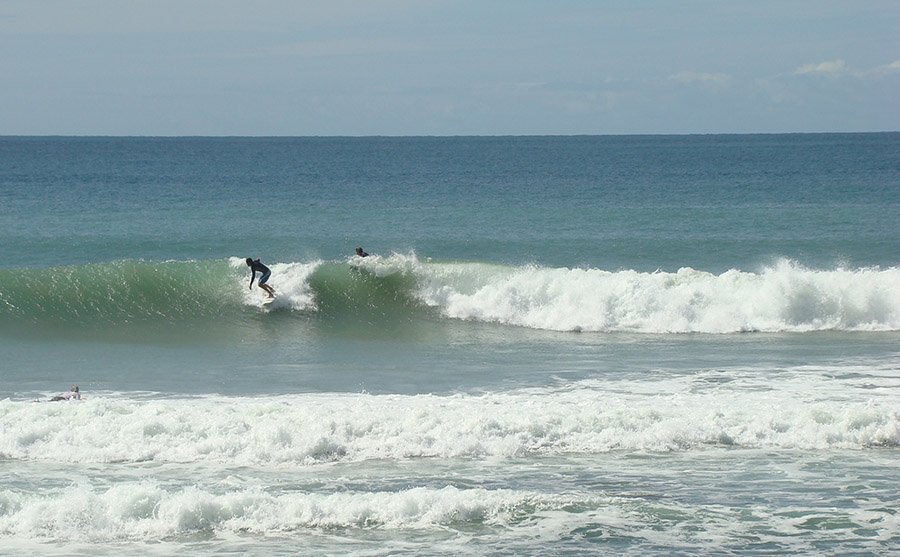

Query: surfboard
[262,297,275,305]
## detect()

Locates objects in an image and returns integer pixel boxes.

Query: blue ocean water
[1,134,898,555]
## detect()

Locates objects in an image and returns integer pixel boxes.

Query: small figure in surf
[49,385,81,402]
[246,257,276,299]
[355,247,369,257]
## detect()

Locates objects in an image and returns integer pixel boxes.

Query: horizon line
[2,130,898,139]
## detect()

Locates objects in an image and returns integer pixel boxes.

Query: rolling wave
[0,482,573,542]
[1,381,897,466]
[1,255,898,334]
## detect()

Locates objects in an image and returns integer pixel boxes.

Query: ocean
[0,134,898,555]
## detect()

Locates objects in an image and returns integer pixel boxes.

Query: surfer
[355,247,369,257]
[246,257,276,298]
[49,385,81,402]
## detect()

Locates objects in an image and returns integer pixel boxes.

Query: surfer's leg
[256,270,274,297]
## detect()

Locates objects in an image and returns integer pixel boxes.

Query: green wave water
[0,260,240,325]
[308,261,427,321]
[0,258,433,336]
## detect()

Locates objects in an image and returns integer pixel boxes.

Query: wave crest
[418,259,900,333]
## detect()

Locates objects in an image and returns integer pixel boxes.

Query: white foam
[2,376,897,466]
[2,475,897,550]
[229,257,319,311]
[416,259,900,333]
[0,482,565,541]
[348,251,422,277]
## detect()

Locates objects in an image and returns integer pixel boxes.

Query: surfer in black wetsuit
[355,247,369,257]
[246,258,275,298]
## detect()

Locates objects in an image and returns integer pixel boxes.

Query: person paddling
[246,257,275,298]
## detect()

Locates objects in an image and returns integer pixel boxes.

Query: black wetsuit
[248,259,271,285]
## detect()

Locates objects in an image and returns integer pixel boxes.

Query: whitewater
[3,366,898,551]
[3,376,898,465]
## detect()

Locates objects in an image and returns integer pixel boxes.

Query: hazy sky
[1,0,897,135]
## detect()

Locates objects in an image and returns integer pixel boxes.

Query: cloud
[794,59,847,76]
[875,59,900,74]
[671,72,731,85]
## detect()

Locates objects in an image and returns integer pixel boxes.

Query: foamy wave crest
[416,259,900,333]
[2,386,896,466]
[0,483,564,541]
[229,257,319,311]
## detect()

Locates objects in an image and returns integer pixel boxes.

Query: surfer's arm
[248,270,256,288]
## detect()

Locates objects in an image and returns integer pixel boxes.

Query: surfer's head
[71,385,79,393]
[245,258,253,266]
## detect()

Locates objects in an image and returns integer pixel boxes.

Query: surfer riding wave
[246,258,275,299]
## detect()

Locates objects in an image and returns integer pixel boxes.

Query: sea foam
[0,482,565,541]
[2,381,897,466]
[414,258,900,333]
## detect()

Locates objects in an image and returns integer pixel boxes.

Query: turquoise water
[1,135,898,555]
[3,135,897,270]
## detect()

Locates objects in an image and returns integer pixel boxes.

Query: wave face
[0,260,241,325]
[1,256,898,334]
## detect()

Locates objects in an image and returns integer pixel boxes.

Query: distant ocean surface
[1,134,898,556]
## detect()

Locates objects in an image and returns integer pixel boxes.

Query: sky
[1,0,898,136]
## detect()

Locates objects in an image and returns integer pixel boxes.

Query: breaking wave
[1,255,898,334]
[2,380,897,466]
